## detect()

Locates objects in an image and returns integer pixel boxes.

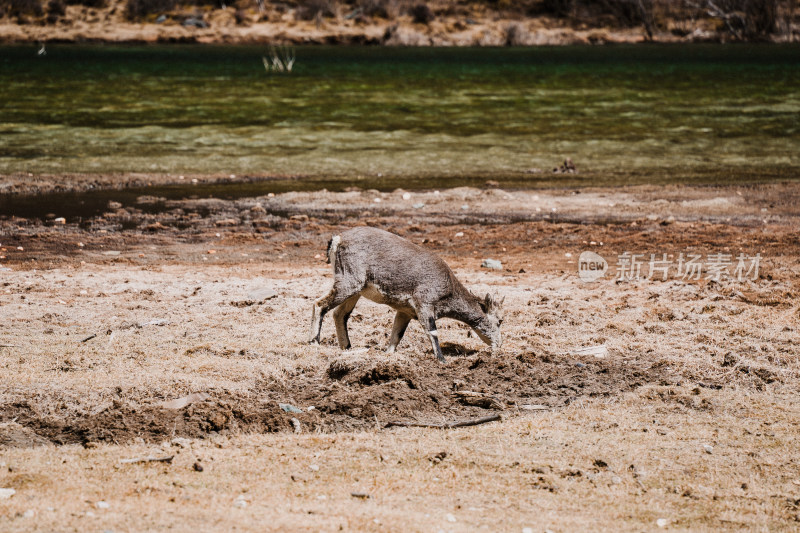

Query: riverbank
[1,181,799,530]
[2,0,797,45]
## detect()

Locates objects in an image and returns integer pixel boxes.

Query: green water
[1,44,799,186]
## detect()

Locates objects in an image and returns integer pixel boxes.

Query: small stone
[309,464,320,472]
[522,528,534,533]
[0,488,15,499]
[703,444,714,454]
[656,518,668,528]
[461,204,469,210]
[247,288,278,302]
[54,217,66,224]
[96,501,110,509]
[402,193,411,200]
[454,232,464,238]
[193,462,204,472]
[481,258,502,270]
[412,203,425,209]
[279,403,303,414]
[445,513,456,522]
[23,509,34,518]
[233,495,247,508]
[373,198,382,203]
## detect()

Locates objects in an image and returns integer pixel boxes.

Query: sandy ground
[1,182,799,530]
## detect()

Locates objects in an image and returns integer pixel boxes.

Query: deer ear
[484,293,493,308]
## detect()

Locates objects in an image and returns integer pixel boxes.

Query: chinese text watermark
[578,251,761,283]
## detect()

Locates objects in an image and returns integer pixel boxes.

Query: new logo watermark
[578,251,761,283]
[578,251,609,282]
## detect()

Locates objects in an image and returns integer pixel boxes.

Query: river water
[1,44,798,189]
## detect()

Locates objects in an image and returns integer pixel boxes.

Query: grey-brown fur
[309,227,503,361]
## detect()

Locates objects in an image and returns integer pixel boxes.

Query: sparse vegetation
[4,0,44,19]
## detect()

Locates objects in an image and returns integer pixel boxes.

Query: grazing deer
[309,227,503,361]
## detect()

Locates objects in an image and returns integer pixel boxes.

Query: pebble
[0,488,15,499]
[703,444,714,454]
[445,513,456,522]
[481,258,502,270]
[23,509,35,518]
[96,501,110,509]
[279,403,303,414]
[656,518,668,527]
[247,288,278,302]
[522,528,534,533]
[412,203,425,209]
[402,193,411,200]
[454,232,464,238]
[233,495,248,508]
[309,464,320,472]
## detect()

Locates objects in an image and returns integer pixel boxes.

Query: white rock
[481,258,502,270]
[309,464,320,472]
[703,444,714,454]
[522,528,534,533]
[656,518,668,527]
[402,193,411,200]
[446,513,457,522]
[23,509,35,518]
[373,198,382,203]
[233,495,248,508]
[0,488,15,499]
[454,232,464,238]
[96,501,110,509]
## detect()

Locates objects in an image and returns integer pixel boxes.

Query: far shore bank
[2,0,797,46]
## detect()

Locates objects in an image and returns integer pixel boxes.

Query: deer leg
[309,283,360,345]
[333,294,360,350]
[386,311,412,353]
[417,308,445,362]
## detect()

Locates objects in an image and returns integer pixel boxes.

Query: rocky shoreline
[2,0,795,46]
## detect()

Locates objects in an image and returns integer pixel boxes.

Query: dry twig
[385,414,501,429]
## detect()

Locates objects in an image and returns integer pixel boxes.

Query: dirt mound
[1,352,674,446]
[3,399,294,446]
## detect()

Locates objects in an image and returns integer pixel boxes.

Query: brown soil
[2,352,675,445]
[1,181,798,450]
